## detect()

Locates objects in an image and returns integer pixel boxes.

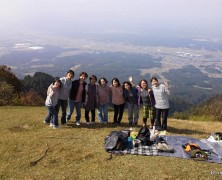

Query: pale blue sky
[0,0,222,37]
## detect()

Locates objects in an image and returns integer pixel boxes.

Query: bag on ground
[156,137,174,153]
[104,131,129,152]
[136,126,152,146]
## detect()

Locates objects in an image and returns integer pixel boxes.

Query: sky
[0,0,222,38]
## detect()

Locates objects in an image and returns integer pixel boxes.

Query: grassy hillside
[0,106,221,180]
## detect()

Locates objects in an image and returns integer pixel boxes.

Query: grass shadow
[67,121,141,130]
[167,126,206,136]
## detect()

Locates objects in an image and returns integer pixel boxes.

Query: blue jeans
[98,103,108,123]
[155,108,169,131]
[45,106,58,126]
[55,99,68,125]
[67,99,82,122]
[127,103,139,124]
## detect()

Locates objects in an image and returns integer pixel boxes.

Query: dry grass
[0,106,221,180]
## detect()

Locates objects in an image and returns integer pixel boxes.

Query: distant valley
[0,33,221,104]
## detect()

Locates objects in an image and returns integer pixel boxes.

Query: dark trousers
[85,110,95,122]
[155,108,169,131]
[55,99,68,125]
[113,103,125,123]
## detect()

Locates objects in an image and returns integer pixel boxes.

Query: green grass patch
[0,106,221,179]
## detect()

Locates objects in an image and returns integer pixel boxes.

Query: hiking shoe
[76,121,80,126]
[86,122,90,125]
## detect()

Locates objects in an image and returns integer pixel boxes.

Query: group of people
[44,69,170,135]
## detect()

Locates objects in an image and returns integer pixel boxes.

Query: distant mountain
[190,94,222,121]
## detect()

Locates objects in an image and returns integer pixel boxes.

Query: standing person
[139,79,156,128]
[66,72,88,126]
[129,76,141,108]
[110,78,125,124]
[123,81,139,125]
[150,77,170,135]
[97,77,110,124]
[55,70,74,126]
[44,78,61,129]
[84,75,98,125]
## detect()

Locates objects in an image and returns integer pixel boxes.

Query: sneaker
[50,123,53,127]
[76,121,80,126]
[53,125,59,129]
[154,130,160,136]
[43,121,50,125]
[103,121,108,124]
[86,122,90,125]
[159,130,167,136]
[66,115,71,121]
[61,123,67,127]
[91,122,95,124]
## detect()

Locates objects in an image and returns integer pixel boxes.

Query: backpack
[182,143,201,153]
[136,126,152,146]
[189,149,208,161]
[182,142,209,161]
[104,131,129,152]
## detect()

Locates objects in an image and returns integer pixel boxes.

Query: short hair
[123,81,132,89]
[139,79,148,88]
[67,70,75,77]
[89,75,97,81]
[53,78,62,88]
[150,76,158,83]
[79,72,88,78]
[112,77,121,86]
[98,77,108,85]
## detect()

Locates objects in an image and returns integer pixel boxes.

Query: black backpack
[136,126,152,146]
[104,131,129,152]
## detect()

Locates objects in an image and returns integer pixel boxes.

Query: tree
[0,82,16,105]
[23,72,55,98]
[0,65,23,93]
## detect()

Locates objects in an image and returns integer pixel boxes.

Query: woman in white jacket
[150,77,170,135]
[44,78,61,129]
